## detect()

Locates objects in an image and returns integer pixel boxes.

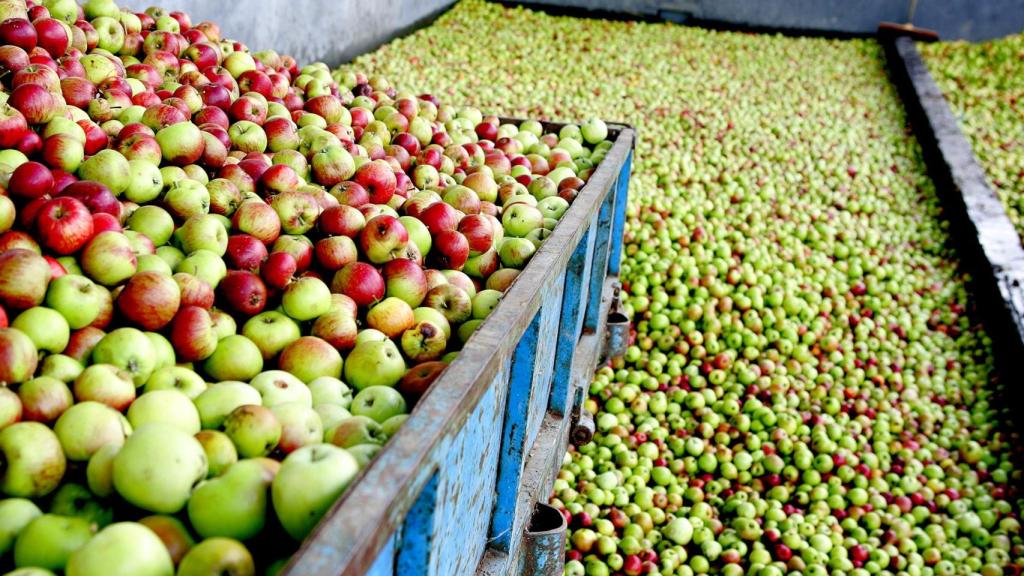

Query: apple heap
[921,34,1024,243]
[347,2,1024,576]
[0,0,615,572]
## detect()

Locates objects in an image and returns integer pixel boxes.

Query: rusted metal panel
[284,124,634,576]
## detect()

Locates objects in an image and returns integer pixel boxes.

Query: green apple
[91,327,156,386]
[162,179,210,220]
[175,250,227,290]
[343,340,406,390]
[203,335,264,382]
[472,289,503,320]
[381,414,409,438]
[49,483,113,527]
[241,311,301,360]
[307,376,352,409]
[78,149,131,196]
[65,522,174,576]
[85,444,119,498]
[0,498,42,555]
[112,424,207,514]
[501,203,544,237]
[136,515,194,567]
[13,514,95,571]
[44,274,104,329]
[194,382,262,429]
[413,307,452,339]
[124,160,164,204]
[54,399,131,461]
[127,206,174,247]
[400,321,447,362]
[188,459,273,540]
[176,537,254,576]
[127,390,201,435]
[178,214,228,256]
[498,237,537,268]
[250,370,312,408]
[144,366,207,399]
[329,415,387,449]
[272,402,323,454]
[537,196,569,220]
[0,422,67,497]
[281,277,331,321]
[72,364,135,411]
[272,444,359,540]
[194,431,237,479]
[399,215,431,256]
[347,444,382,469]
[277,336,343,383]
[315,404,352,441]
[350,387,407,424]
[12,307,69,354]
[223,405,281,458]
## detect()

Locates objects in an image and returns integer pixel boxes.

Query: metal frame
[284,122,635,576]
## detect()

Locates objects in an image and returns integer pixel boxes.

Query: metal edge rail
[879,34,1024,379]
[284,122,636,576]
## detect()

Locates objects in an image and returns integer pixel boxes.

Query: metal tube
[519,503,567,576]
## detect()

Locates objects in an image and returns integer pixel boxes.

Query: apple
[354,159,396,204]
[0,249,51,310]
[38,353,82,383]
[91,327,155,385]
[126,205,174,248]
[0,421,66,497]
[9,83,57,124]
[203,334,263,382]
[271,402,323,454]
[174,272,215,309]
[13,513,95,571]
[162,179,210,220]
[381,258,429,308]
[72,364,134,411]
[0,385,21,428]
[281,276,330,321]
[423,283,472,325]
[344,339,406,390]
[350,386,407,424]
[398,360,447,403]
[194,430,238,479]
[207,178,241,216]
[0,18,36,51]
[498,237,537,268]
[463,249,499,279]
[116,270,181,330]
[400,320,448,363]
[225,234,268,272]
[502,203,544,237]
[178,214,228,256]
[218,270,267,316]
[65,522,174,576]
[137,515,194,567]
[64,326,105,363]
[365,296,415,339]
[486,268,520,292]
[271,443,359,540]
[232,200,280,244]
[418,201,461,235]
[329,414,387,449]
[78,149,130,195]
[9,160,53,199]
[10,306,67,354]
[310,308,358,351]
[112,422,206,514]
[259,250,296,290]
[311,144,355,186]
[175,250,227,290]
[308,376,353,409]
[329,180,369,206]
[357,214,408,264]
[274,335,343,383]
[176,537,254,576]
[331,261,384,307]
[223,405,280,458]
[54,399,131,463]
[156,121,204,165]
[0,498,42,556]
[80,231,137,287]
[431,229,469,270]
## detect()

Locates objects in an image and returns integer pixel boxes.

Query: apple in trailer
[0,327,39,385]
[0,422,67,497]
[223,405,281,458]
[65,522,174,576]
[272,444,359,540]
[177,537,254,576]
[344,339,407,390]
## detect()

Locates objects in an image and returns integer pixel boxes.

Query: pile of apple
[346,2,1024,575]
[921,34,1024,243]
[0,0,615,573]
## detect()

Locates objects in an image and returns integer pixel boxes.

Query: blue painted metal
[607,151,633,276]
[366,533,396,576]
[489,312,542,552]
[283,123,633,576]
[549,224,596,416]
[394,472,439,575]
[584,177,617,331]
[430,358,509,576]
[519,503,567,576]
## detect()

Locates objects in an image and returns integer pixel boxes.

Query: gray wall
[117,0,454,66]
[522,0,1024,41]
[117,0,1022,69]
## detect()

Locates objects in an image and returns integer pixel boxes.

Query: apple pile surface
[921,34,1024,243]
[0,0,614,572]
[346,2,1024,575]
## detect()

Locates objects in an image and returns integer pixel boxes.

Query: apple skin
[73,364,135,412]
[219,270,267,316]
[366,297,416,339]
[308,376,353,409]
[174,273,215,310]
[0,327,39,385]
[169,306,218,362]
[281,276,331,321]
[401,321,448,363]
[113,423,207,514]
[0,422,67,497]
[10,306,69,354]
[137,515,194,567]
[203,334,264,382]
[344,340,407,391]
[498,237,537,268]
[0,249,52,310]
[127,390,201,435]
[399,360,448,404]
[382,258,429,307]
[194,382,262,430]
[271,402,324,454]
[331,262,384,308]
[351,386,407,424]
[54,401,131,462]
[156,120,204,166]
[431,229,469,271]
[13,513,95,571]
[272,443,359,540]
[178,214,228,256]
[0,498,42,556]
[278,336,343,383]
[187,457,273,541]
[423,283,473,325]
[195,430,238,479]
[311,308,359,351]
[116,270,181,330]
[486,268,520,292]
[223,404,281,458]
[81,231,138,287]
[144,366,207,399]
[65,522,175,576]
[92,327,156,386]
[0,385,23,428]
[176,537,254,576]
[260,251,296,290]
[418,201,462,235]
[329,414,388,449]
[226,234,268,272]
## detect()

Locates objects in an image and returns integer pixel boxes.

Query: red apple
[9,82,57,124]
[225,234,268,272]
[58,180,119,216]
[419,201,462,235]
[260,251,296,290]
[0,249,51,310]
[33,18,69,58]
[318,205,365,238]
[174,272,215,309]
[91,212,121,234]
[169,305,218,361]
[330,262,384,307]
[353,160,396,205]
[330,181,369,207]
[36,196,93,255]
[219,270,267,316]
[457,214,495,255]
[431,230,469,270]
[116,270,181,330]
[9,160,54,199]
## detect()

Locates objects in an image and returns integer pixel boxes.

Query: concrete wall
[520,0,1024,41]
[117,0,454,66]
